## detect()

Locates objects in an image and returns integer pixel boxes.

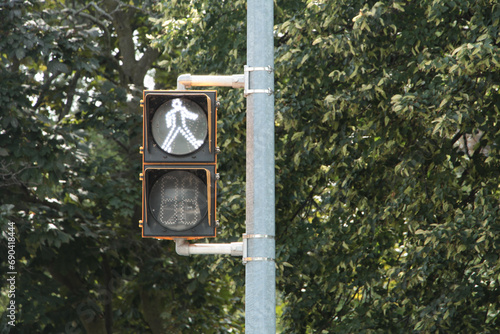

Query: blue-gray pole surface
[245,0,275,333]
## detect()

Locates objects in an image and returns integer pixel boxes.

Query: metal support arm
[177,74,245,90]
[175,238,243,256]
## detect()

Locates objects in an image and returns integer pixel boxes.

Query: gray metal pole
[245,0,275,333]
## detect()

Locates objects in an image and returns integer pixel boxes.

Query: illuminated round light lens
[151,98,208,155]
[149,171,208,231]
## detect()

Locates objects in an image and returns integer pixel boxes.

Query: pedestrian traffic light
[140,90,218,239]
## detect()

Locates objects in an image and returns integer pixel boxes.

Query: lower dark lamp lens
[149,171,208,231]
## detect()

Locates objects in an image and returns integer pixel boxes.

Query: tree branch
[289,184,321,223]
[33,71,61,111]
[102,254,113,334]
[59,71,81,122]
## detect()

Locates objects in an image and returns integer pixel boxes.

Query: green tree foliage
[272,0,500,332]
[0,0,242,333]
[1,0,500,333]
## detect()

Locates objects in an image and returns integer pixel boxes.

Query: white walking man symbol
[152,98,208,155]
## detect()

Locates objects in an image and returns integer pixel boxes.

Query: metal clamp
[243,233,275,240]
[245,65,274,73]
[242,233,275,264]
[243,257,275,263]
[244,65,274,97]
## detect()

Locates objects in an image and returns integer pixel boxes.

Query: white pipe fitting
[177,74,245,90]
[175,239,243,257]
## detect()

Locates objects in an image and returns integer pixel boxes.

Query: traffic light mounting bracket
[144,70,273,257]
[244,65,274,97]
[177,73,245,90]
[175,238,243,256]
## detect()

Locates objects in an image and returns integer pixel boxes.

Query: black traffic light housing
[143,90,217,163]
[140,90,218,240]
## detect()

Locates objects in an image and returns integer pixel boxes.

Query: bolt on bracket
[244,65,274,97]
[242,233,275,264]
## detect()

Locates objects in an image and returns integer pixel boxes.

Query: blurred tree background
[1,0,499,333]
